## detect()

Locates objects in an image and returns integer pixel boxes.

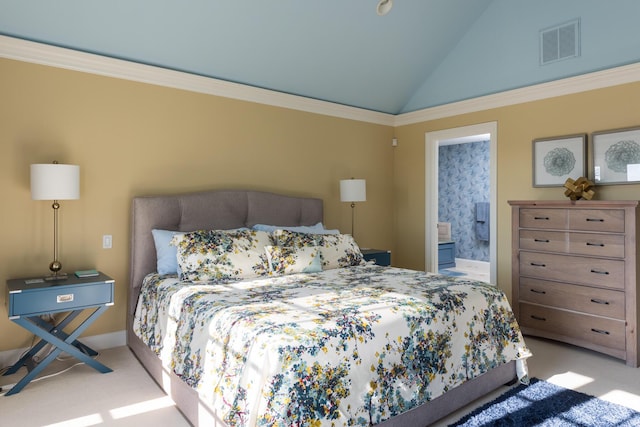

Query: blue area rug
[449,378,640,426]
[438,269,466,277]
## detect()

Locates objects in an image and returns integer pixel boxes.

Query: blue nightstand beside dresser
[3,272,115,395]
[362,249,391,266]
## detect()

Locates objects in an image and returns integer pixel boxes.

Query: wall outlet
[102,235,112,249]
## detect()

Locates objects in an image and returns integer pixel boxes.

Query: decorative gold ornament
[563,176,595,200]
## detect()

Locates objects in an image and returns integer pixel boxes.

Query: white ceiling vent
[540,19,580,65]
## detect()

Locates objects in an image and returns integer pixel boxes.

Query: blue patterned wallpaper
[438,140,490,262]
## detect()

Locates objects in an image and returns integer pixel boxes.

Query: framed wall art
[591,126,640,185]
[532,134,586,187]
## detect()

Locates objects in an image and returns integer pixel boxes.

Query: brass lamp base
[44,260,67,281]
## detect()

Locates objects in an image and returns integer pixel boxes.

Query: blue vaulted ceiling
[1,0,640,114]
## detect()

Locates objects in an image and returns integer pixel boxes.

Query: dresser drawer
[519,252,624,289]
[519,230,567,253]
[520,230,624,258]
[520,209,567,229]
[519,303,625,350]
[569,209,625,232]
[568,232,625,258]
[9,282,114,317]
[519,277,625,319]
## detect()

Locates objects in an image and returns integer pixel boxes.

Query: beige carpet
[1,338,640,426]
[0,346,190,427]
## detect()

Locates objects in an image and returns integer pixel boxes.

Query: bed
[127,189,530,426]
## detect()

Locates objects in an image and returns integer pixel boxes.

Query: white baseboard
[0,330,126,370]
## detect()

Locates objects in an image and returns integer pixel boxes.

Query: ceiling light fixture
[376,0,393,16]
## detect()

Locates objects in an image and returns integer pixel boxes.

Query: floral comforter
[133,265,530,426]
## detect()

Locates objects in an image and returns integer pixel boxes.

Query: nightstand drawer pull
[57,293,74,303]
[590,269,609,275]
[530,289,546,295]
[530,262,546,267]
[534,239,550,243]
[586,242,605,247]
[534,216,550,221]
[591,328,610,335]
[590,298,610,305]
[531,315,546,321]
[586,218,605,222]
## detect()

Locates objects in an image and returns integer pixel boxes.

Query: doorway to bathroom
[424,122,497,284]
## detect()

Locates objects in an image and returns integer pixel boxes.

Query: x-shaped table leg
[4,305,112,396]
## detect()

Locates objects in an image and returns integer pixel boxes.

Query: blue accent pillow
[151,229,182,275]
[252,222,339,234]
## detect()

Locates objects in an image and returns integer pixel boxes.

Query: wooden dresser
[509,200,639,367]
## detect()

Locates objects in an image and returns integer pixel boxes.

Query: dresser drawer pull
[586,242,605,247]
[534,238,550,243]
[591,328,610,335]
[590,269,609,275]
[530,262,546,267]
[530,315,547,321]
[590,298,610,305]
[530,289,546,295]
[533,216,550,221]
[586,218,605,222]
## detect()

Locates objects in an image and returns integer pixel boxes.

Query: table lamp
[340,178,366,239]
[31,161,80,280]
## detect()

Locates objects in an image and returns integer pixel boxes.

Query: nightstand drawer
[362,249,391,266]
[9,282,114,317]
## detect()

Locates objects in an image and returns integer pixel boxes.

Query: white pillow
[264,245,322,275]
[272,230,365,270]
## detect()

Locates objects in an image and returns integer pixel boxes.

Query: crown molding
[0,35,395,126]
[2,35,638,128]
[394,62,640,126]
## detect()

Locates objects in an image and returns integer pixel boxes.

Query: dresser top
[508,200,639,208]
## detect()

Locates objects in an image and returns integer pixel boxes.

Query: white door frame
[424,121,498,283]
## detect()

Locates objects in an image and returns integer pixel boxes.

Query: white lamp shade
[340,179,366,202]
[31,163,80,200]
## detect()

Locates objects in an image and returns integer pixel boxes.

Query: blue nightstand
[362,249,391,266]
[3,272,114,395]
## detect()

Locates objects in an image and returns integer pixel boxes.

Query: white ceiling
[1,1,639,115]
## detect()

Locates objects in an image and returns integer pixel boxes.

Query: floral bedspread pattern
[134,265,531,426]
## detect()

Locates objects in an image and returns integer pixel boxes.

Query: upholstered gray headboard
[128,189,323,325]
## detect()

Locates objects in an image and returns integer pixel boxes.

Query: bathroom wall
[438,140,490,261]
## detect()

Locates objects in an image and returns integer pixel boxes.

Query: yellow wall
[3,54,640,354]
[0,58,395,351]
[394,81,640,302]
